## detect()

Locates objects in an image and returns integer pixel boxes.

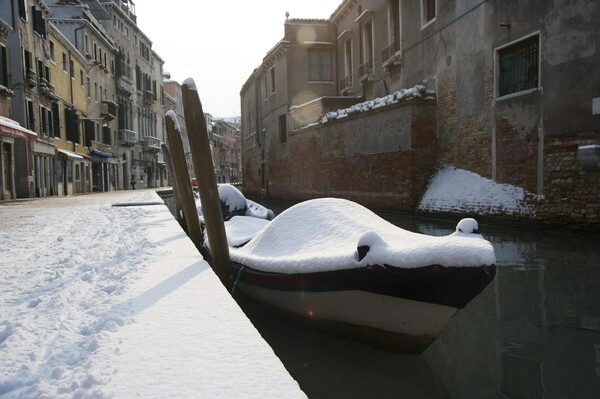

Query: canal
[238,201,600,399]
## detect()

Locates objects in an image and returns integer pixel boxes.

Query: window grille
[498,35,539,97]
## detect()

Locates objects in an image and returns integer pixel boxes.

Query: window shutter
[52,103,60,138]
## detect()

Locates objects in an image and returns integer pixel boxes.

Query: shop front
[0,116,37,200]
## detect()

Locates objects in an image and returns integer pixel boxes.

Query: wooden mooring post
[164,111,204,250]
[161,143,182,224]
[181,79,231,287]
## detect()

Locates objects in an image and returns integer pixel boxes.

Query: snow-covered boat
[213,195,496,353]
[195,184,274,225]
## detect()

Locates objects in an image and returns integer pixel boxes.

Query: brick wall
[258,100,437,210]
[536,133,600,229]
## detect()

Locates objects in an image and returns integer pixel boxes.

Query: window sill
[421,17,436,30]
[494,87,541,102]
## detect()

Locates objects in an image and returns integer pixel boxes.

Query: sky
[135,0,344,118]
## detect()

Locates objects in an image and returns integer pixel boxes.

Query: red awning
[0,117,38,141]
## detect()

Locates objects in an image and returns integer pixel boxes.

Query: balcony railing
[382,40,403,68]
[142,90,154,106]
[25,69,37,88]
[141,135,161,152]
[119,129,137,146]
[101,100,118,121]
[339,75,353,94]
[358,59,373,82]
[39,78,58,100]
[117,76,134,95]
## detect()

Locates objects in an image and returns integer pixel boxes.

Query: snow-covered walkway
[0,190,305,398]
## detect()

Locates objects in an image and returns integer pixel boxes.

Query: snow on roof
[230,198,495,274]
[418,166,538,215]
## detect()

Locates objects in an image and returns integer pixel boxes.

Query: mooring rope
[231,266,246,298]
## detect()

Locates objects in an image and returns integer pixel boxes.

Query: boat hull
[234,263,495,353]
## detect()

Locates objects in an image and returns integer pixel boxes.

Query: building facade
[47,22,89,196]
[241,0,600,229]
[0,0,169,201]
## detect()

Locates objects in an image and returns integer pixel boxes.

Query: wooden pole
[164,111,204,250]
[161,143,182,224]
[181,79,231,287]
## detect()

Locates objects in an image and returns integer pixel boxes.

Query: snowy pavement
[0,190,305,398]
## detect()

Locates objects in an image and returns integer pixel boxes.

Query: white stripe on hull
[239,283,458,338]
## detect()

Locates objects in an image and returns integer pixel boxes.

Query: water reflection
[239,203,600,399]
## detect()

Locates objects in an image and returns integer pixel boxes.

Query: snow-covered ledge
[577,145,600,170]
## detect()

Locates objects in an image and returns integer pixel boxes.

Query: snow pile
[317,85,435,125]
[418,166,538,215]
[0,191,305,398]
[230,198,495,274]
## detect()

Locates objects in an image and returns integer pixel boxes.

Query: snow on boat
[219,197,496,353]
[195,184,274,225]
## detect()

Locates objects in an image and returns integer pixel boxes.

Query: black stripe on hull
[236,263,496,309]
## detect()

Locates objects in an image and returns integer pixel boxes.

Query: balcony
[141,135,161,153]
[142,90,154,106]
[119,129,137,146]
[382,40,403,69]
[358,59,374,82]
[25,69,37,88]
[39,78,58,101]
[101,100,118,122]
[117,76,134,95]
[339,75,353,95]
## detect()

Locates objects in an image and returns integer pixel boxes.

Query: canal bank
[0,190,305,398]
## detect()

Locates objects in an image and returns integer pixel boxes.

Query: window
[26,99,35,130]
[31,7,46,38]
[263,76,268,100]
[344,39,352,81]
[39,106,55,137]
[62,52,67,73]
[421,0,436,27]
[80,69,84,86]
[93,42,98,61]
[308,49,333,82]
[52,102,60,138]
[1,45,9,87]
[65,108,80,143]
[384,0,401,61]
[69,60,74,79]
[497,34,539,97]
[358,14,374,79]
[39,106,48,135]
[84,34,89,56]
[49,41,55,62]
[94,81,98,101]
[270,66,275,94]
[86,76,91,97]
[278,114,287,144]
[18,0,27,20]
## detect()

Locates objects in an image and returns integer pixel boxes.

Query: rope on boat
[231,266,245,298]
